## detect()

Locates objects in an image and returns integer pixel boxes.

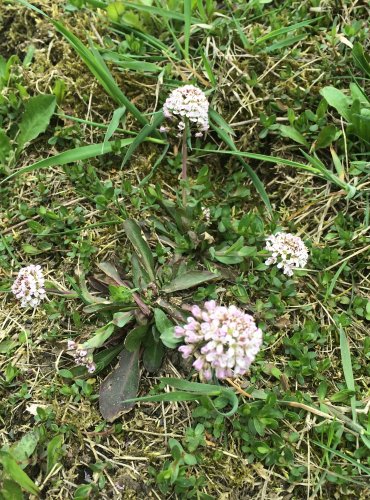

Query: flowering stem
[181,125,188,207]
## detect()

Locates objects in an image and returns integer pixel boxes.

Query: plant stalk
[181,126,188,206]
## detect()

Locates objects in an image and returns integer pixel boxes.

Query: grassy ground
[0,0,370,498]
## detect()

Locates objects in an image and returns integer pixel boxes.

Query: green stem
[181,126,188,206]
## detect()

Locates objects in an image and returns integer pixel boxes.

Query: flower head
[175,301,263,380]
[66,340,96,374]
[163,85,209,136]
[265,232,308,276]
[12,264,46,308]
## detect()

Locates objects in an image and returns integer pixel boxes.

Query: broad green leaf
[143,339,165,372]
[154,308,180,348]
[83,323,115,349]
[99,348,140,421]
[163,270,218,293]
[0,479,24,500]
[46,435,64,474]
[112,311,134,327]
[314,124,337,150]
[97,261,126,285]
[106,1,125,22]
[0,129,11,164]
[154,308,173,335]
[320,86,351,121]
[278,125,308,147]
[123,377,239,417]
[123,219,156,282]
[0,451,40,496]
[17,95,56,151]
[352,42,370,78]
[70,343,125,377]
[124,324,150,351]
[11,430,40,468]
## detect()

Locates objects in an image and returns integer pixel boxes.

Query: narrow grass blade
[338,325,357,423]
[209,123,272,213]
[255,18,319,44]
[123,219,156,282]
[263,34,307,53]
[200,50,216,87]
[122,111,164,167]
[184,0,192,61]
[124,2,200,23]
[313,441,370,476]
[102,106,126,153]
[324,260,347,301]
[17,0,151,128]
[0,138,134,184]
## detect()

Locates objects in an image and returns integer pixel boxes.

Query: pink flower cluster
[162,85,209,137]
[265,232,308,276]
[174,300,263,380]
[11,264,46,308]
[67,340,96,373]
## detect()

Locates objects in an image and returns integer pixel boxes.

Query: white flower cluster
[202,206,211,224]
[162,85,209,137]
[67,340,96,373]
[11,265,46,308]
[265,232,308,276]
[175,300,263,380]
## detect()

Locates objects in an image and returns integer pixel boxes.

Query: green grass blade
[102,106,126,153]
[122,111,164,167]
[184,0,192,61]
[255,18,319,44]
[0,138,134,184]
[110,26,179,60]
[17,0,150,128]
[124,2,200,22]
[338,325,357,424]
[209,123,272,213]
[200,50,216,87]
[313,441,370,476]
[324,261,347,301]
[123,219,156,282]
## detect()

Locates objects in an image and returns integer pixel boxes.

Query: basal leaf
[352,42,370,79]
[143,339,165,372]
[46,435,64,474]
[162,270,218,293]
[0,479,24,500]
[17,94,56,152]
[0,451,40,496]
[123,219,156,282]
[83,323,115,349]
[278,125,308,147]
[124,324,150,352]
[0,129,11,164]
[320,86,351,121]
[99,348,140,421]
